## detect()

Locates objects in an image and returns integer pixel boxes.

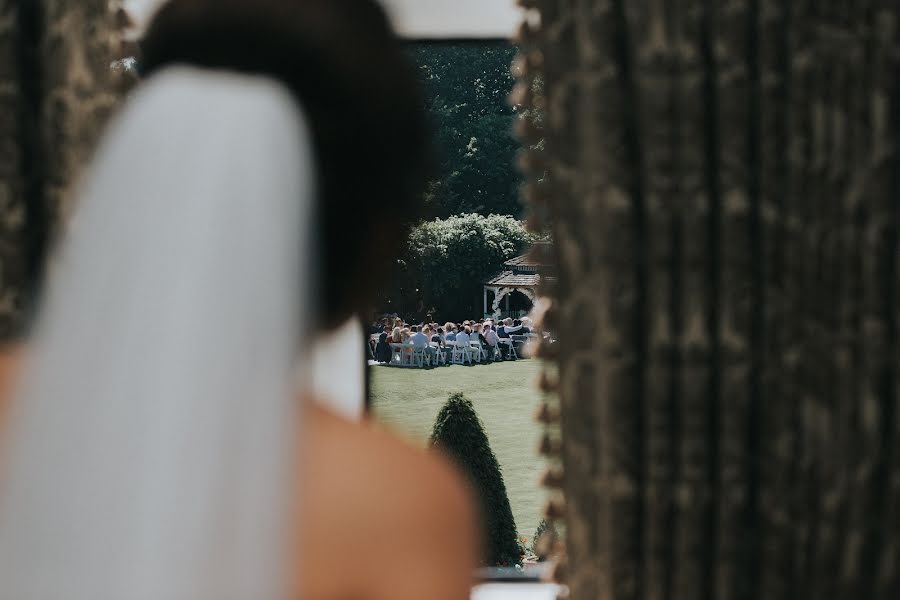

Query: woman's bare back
[295,404,477,600]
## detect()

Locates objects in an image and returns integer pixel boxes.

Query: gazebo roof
[503,253,550,269]
[502,243,553,274]
[485,270,540,288]
[485,244,553,289]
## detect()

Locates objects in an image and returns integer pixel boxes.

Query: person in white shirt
[503,317,522,335]
[409,326,429,348]
[409,326,436,363]
[483,322,499,352]
[451,326,472,362]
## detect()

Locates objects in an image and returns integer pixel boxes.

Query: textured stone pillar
[517,2,900,599]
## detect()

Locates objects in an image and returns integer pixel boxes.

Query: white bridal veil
[0,67,313,599]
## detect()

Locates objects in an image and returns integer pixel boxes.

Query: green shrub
[378,213,536,320]
[429,393,522,566]
[531,518,558,558]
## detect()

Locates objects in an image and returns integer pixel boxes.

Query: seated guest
[391,327,403,344]
[509,319,529,356]
[495,320,507,357]
[520,317,533,334]
[375,327,392,363]
[400,328,411,342]
[505,318,523,335]
[483,323,499,349]
[409,326,427,346]
[432,327,445,346]
[472,323,488,347]
[445,324,458,343]
[454,326,470,347]
[496,320,509,339]
[418,326,438,361]
[497,318,521,359]
[471,323,488,361]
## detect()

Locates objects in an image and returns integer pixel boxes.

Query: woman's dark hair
[141,0,430,329]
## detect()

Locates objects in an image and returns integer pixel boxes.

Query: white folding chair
[498,338,518,360]
[450,341,472,365]
[410,346,428,368]
[400,342,418,367]
[441,344,453,365]
[469,341,485,363]
[389,343,404,365]
[430,342,447,365]
[391,342,414,367]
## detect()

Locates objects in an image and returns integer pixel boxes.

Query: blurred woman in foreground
[0,1,476,598]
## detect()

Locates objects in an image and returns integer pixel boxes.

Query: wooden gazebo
[483,251,548,318]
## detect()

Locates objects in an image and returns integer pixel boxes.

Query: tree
[430,393,521,567]
[522,2,900,599]
[376,213,535,321]
[410,42,524,218]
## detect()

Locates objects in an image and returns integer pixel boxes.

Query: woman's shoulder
[308,405,466,495]
[298,405,476,599]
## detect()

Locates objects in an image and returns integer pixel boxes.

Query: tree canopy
[410,42,523,218]
[377,213,535,321]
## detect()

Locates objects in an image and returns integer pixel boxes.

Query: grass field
[369,359,546,538]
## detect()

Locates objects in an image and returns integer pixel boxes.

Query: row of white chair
[385,339,519,368]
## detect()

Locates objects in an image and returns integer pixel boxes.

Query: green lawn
[369,359,546,538]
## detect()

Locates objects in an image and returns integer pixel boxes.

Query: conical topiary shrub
[430,392,521,566]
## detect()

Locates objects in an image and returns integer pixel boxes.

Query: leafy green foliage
[377,213,536,320]
[410,42,524,218]
[531,518,558,557]
[430,393,522,567]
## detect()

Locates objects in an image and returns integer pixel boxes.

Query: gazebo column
[491,287,509,319]
[483,287,488,317]
[505,293,510,316]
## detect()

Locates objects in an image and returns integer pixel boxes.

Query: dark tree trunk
[518,2,900,599]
